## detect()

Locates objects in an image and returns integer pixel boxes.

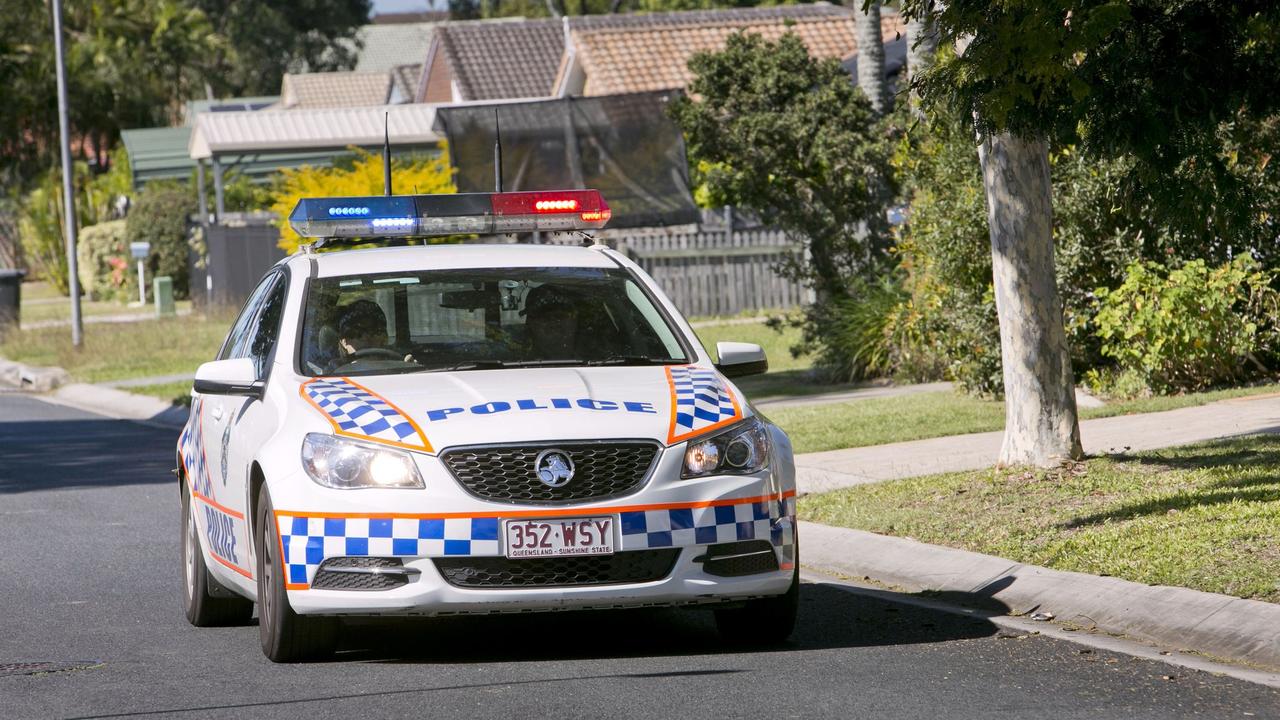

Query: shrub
[1090,256,1280,396]
[17,174,69,293]
[17,148,133,294]
[888,113,1005,395]
[76,220,133,301]
[792,274,905,383]
[125,182,197,299]
[271,148,456,254]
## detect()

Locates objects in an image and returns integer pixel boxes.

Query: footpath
[794,392,1280,493]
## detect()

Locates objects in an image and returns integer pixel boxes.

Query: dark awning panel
[434,92,699,229]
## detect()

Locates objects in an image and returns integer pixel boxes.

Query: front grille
[697,540,779,577]
[434,549,680,589]
[312,557,409,591]
[440,441,659,504]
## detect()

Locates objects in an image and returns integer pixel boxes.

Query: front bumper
[287,543,794,616]
[270,448,796,616]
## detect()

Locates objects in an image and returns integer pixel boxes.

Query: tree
[851,1,889,114]
[271,149,456,254]
[900,0,1280,467]
[670,32,893,302]
[188,0,371,97]
[904,3,938,116]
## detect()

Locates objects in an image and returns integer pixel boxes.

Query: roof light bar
[288,190,611,239]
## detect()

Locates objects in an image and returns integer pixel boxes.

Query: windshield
[298,267,690,377]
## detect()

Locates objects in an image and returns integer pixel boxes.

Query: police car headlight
[301,433,424,489]
[681,417,770,479]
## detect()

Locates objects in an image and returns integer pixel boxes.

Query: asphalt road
[2,394,1277,719]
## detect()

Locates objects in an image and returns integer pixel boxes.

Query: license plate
[503,517,614,559]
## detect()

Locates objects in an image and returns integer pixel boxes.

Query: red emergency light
[289,189,612,238]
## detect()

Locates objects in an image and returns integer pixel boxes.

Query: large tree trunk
[977,132,1083,467]
[851,2,889,114]
[905,11,939,117]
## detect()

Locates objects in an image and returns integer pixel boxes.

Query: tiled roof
[432,4,874,102]
[436,18,565,101]
[570,8,904,96]
[390,63,423,103]
[280,71,394,109]
[351,22,437,73]
[572,2,852,30]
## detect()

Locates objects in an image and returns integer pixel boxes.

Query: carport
[186,104,444,224]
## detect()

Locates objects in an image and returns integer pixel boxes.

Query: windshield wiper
[424,359,589,372]
[584,355,683,366]
[424,360,511,372]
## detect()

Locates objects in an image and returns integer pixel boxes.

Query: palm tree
[851,1,890,115]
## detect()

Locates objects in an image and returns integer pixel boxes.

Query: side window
[247,277,287,379]
[218,274,277,361]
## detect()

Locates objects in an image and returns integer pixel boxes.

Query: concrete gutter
[40,383,188,430]
[801,521,1280,672]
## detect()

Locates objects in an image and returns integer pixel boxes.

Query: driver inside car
[327,299,403,372]
[522,284,581,358]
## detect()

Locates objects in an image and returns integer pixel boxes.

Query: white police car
[178,190,797,662]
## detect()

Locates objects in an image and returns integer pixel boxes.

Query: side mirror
[193,358,263,399]
[714,341,768,378]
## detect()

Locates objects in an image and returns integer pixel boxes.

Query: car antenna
[383,112,393,196]
[493,107,503,193]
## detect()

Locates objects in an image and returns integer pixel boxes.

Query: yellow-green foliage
[271,147,455,253]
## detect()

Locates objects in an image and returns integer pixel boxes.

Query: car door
[221,271,289,575]
[199,272,281,581]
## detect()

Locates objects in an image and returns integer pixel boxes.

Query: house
[418,4,904,103]
[280,71,398,109]
[348,22,437,74]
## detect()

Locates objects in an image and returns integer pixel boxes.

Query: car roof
[301,243,620,278]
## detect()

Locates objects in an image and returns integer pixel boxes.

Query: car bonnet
[295,364,751,453]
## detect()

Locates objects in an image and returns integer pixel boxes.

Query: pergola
[187,104,443,222]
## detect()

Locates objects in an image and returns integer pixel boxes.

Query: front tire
[714,562,799,645]
[181,483,253,627]
[256,484,338,662]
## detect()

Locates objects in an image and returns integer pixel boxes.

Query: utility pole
[51,0,83,347]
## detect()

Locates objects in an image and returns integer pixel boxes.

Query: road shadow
[0,414,176,494]
[331,580,1003,665]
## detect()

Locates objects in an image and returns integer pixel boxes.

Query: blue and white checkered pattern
[303,378,429,450]
[277,514,501,586]
[618,499,774,550]
[771,514,796,568]
[178,397,213,498]
[667,366,741,442]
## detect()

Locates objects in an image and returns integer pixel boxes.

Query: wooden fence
[193,217,814,318]
[608,228,812,317]
[546,225,812,317]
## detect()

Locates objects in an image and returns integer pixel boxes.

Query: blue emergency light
[288,190,612,239]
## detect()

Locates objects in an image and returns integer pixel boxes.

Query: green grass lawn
[21,280,62,301]
[130,380,195,406]
[800,434,1280,603]
[18,281,193,324]
[0,312,232,384]
[770,384,1280,455]
[693,318,810,373]
[692,317,883,400]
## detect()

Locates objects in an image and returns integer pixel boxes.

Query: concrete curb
[42,383,188,429]
[0,358,70,393]
[800,521,1280,672]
